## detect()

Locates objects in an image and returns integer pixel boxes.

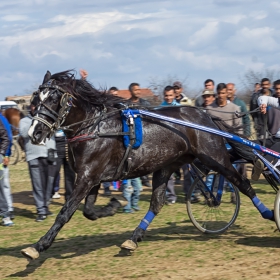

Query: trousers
[0,155,9,217]
[28,157,55,215]
[54,157,75,201]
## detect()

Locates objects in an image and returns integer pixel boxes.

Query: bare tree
[147,74,189,100]
[23,81,41,95]
[238,68,280,103]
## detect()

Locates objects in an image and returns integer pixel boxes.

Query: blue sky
[0,0,280,99]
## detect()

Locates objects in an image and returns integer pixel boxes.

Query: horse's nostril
[34,130,42,140]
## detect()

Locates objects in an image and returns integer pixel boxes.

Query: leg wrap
[139,211,155,231]
[252,196,273,220]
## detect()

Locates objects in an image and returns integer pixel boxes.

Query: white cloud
[189,21,219,46]
[0,1,280,98]
[226,27,278,53]
[249,11,267,20]
[1,15,29,21]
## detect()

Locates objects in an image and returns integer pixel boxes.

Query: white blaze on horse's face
[39,90,49,102]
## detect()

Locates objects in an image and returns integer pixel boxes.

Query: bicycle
[10,135,21,165]
[186,162,241,234]
[186,145,280,234]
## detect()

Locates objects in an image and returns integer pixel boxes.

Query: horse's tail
[210,115,255,163]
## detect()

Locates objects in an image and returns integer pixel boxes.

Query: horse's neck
[62,106,97,138]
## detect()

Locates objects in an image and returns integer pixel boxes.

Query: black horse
[22,70,274,260]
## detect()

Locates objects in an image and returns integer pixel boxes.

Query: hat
[202,89,215,96]
[173,81,182,88]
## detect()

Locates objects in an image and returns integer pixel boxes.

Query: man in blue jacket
[0,116,12,226]
[0,113,14,220]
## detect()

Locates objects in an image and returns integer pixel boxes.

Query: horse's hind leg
[200,154,274,221]
[21,175,95,260]
[121,167,173,253]
[83,184,128,220]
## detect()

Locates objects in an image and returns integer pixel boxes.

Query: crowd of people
[1,71,279,225]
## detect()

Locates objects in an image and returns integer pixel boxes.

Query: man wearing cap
[195,79,215,107]
[201,89,216,109]
[173,81,192,105]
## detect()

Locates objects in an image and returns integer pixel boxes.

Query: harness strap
[32,116,54,129]
[114,144,132,179]
[39,84,68,93]
[34,109,58,122]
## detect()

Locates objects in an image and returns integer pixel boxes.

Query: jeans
[205,164,237,193]
[122,178,141,211]
[3,166,13,212]
[0,155,9,217]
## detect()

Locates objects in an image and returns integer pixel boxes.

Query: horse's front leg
[21,175,95,260]
[83,184,128,220]
[121,168,172,253]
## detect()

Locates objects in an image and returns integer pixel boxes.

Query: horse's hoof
[21,247,39,260]
[120,247,134,256]
[120,239,137,251]
[112,195,128,207]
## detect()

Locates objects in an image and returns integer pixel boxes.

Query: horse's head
[28,71,74,145]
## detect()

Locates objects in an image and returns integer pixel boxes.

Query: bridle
[31,80,74,136]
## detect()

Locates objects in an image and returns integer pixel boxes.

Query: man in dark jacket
[128,83,150,107]
[52,130,75,201]
[0,119,12,226]
[250,78,273,138]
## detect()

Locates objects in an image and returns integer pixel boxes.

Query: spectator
[250,78,273,138]
[201,89,216,108]
[253,83,261,96]
[52,129,75,201]
[227,83,251,137]
[0,113,14,219]
[173,81,192,105]
[128,82,151,187]
[108,87,119,96]
[0,117,12,226]
[266,80,280,138]
[206,83,242,204]
[161,86,180,204]
[19,103,57,222]
[227,83,251,178]
[128,83,150,106]
[250,79,280,181]
[121,178,142,213]
[195,79,215,107]
[79,69,88,80]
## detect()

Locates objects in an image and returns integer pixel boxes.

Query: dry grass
[1,162,280,280]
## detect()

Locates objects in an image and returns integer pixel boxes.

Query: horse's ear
[42,70,51,84]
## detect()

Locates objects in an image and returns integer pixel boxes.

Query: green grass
[1,162,280,279]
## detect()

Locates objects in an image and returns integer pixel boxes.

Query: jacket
[0,117,9,156]
[232,97,251,137]
[19,114,57,162]
[128,97,150,107]
[0,114,12,156]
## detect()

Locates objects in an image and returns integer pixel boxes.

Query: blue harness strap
[121,109,143,149]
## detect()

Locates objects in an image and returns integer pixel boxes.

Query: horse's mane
[50,70,128,111]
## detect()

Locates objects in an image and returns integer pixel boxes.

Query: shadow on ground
[235,236,280,248]
[2,221,239,278]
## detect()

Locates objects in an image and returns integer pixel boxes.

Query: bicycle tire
[186,174,240,234]
[274,190,280,231]
[10,142,20,165]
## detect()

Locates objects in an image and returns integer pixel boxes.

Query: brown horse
[2,108,25,136]
[3,108,25,150]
